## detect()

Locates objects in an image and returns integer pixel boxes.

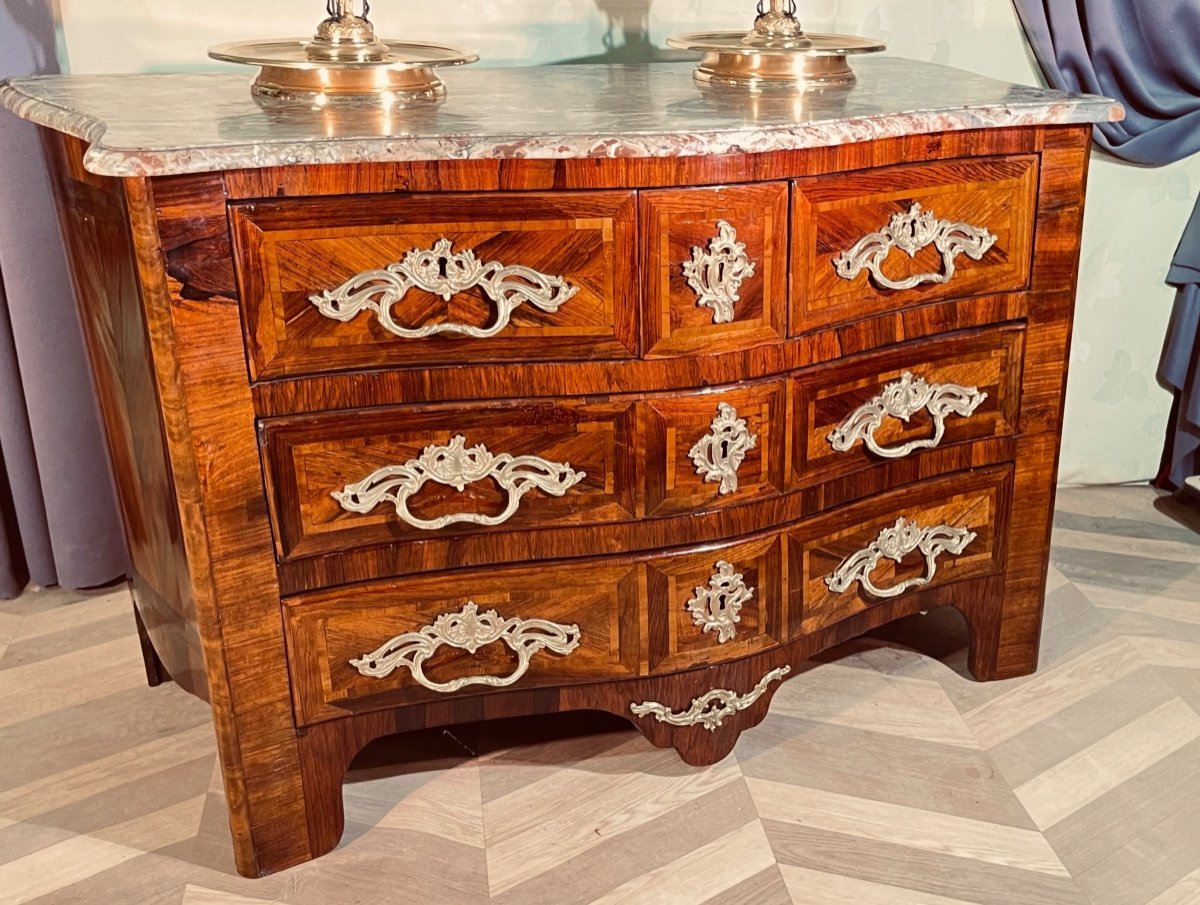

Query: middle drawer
[261,380,794,562]
[261,325,1023,565]
[261,399,642,561]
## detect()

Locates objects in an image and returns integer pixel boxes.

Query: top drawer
[640,182,789,358]
[792,155,1038,332]
[230,191,638,380]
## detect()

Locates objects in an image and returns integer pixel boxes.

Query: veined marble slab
[0,59,1122,178]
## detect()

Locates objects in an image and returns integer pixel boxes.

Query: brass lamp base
[251,69,444,106]
[210,39,476,105]
[209,3,476,106]
[668,1,884,91]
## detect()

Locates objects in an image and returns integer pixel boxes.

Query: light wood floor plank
[484,741,740,894]
[488,777,754,905]
[701,864,792,905]
[779,864,989,905]
[0,835,143,904]
[1127,636,1200,670]
[765,818,1089,905]
[963,638,1145,749]
[585,819,775,905]
[741,719,1037,828]
[986,666,1176,788]
[1015,698,1200,830]
[1045,565,1070,595]
[180,887,281,905]
[0,724,213,821]
[377,761,484,847]
[1051,528,1200,565]
[1146,864,1200,905]
[12,589,131,643]
[0,613,22,650]
[1046,740,1200,905]
[769,662,979,747]
[0,635,136,697]
[0,635,147,729]
[1078,581,1200,623]
[749,777,1069,877]
[93,794,207,852]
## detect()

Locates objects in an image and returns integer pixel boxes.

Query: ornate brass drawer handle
[690,403,758,495]
[684,220,756,324]
[332,435,586,531]
[828,371,988,459]
[825,517,977,600]
[687,560,753,644]
[309,238,579,339]
[630,666,791,732]
[832,203,997,292]
[350,602,581,694]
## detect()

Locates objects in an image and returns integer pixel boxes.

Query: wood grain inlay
[793,155,1039,333]
[231,191,638,379]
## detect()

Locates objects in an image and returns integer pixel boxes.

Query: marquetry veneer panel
[284,558,643,725]
[640,182,789,357]
[230,190,638,379]
[791,466,1011,636]
[261,399,638,561]
[284,464,1010,726]
[792,155,1039,332]
[793,324,1025,486]
[644,379,787,517]
[261,324,1025,579]
[645,533,785,673]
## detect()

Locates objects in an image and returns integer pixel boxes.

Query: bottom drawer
[791,468,1010,635]
[284,561,642,725]
[284,465,1012,726]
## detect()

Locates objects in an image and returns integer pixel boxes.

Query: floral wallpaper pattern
[55,0,1197,484]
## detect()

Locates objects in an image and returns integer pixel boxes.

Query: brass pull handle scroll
[833,203,997,291]
[351,602,581,694]
[828,371,987,460]
[311,238,579,339]
[824,517,976,600]
[333,435,585,531]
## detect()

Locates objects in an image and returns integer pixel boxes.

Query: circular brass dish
[668,1,884,89]
[209,2,476,104]
[210,39,477,103]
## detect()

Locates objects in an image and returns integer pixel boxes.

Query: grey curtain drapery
[1163,218,1200,489]
[0,1,129,598]
[1013,0,1200,488]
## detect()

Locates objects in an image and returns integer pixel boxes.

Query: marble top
[0,59,1122,178]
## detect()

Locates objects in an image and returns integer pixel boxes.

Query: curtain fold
[0,1,129,597]
[1162,200,1200,487]
[1012,0,1200,489]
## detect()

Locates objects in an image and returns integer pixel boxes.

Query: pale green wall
[56,0,1194,484]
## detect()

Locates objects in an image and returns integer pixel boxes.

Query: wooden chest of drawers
[9,61,1110,877]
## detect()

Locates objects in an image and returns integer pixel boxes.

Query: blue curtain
[0,2,129,597]
[1163,228,1200,490]
[1013,0,1200,487]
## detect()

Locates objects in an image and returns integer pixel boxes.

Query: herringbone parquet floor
[1,486,1198,905]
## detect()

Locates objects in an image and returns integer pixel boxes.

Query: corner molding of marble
[0,62,1124,178]
[0,77,112,170]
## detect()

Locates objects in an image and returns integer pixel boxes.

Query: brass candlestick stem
[668,0,884,89]
[210,0,477,105]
